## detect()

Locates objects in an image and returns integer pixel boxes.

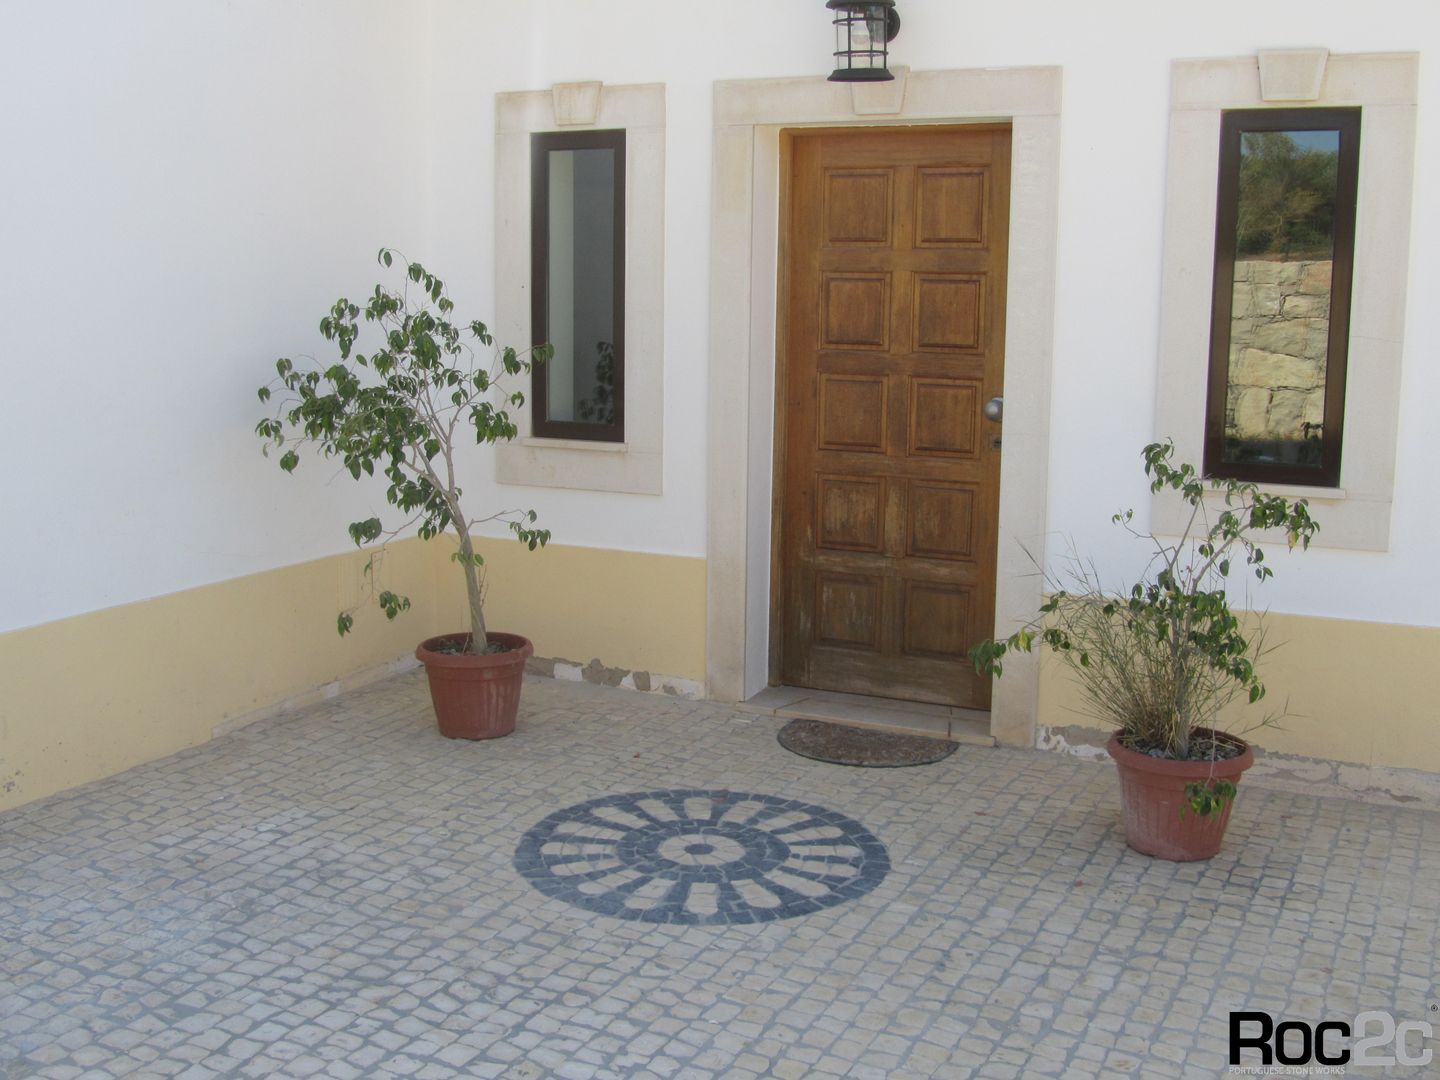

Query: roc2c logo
[1230,1009,1434,1068]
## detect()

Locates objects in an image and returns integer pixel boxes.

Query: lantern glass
[864,7,889,58]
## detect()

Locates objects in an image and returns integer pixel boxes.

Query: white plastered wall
[0,1,435,634]
[421,0,1440,646]
[3,0,1436,656]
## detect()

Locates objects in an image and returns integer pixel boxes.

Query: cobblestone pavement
[3,673,1438,1079]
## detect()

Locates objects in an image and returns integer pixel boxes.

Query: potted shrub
[256,249,553,740]
[970,441,1319,860]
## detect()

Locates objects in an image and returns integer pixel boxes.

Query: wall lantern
[826,0,901,82]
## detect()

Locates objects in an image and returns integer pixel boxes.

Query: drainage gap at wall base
[1038,724,1440,808]
[526,655,702,699]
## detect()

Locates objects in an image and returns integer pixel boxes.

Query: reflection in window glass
[1205,108,1359,488]
[546,147,616,425]
[1222,129,1339,469]
[532,130,625,441]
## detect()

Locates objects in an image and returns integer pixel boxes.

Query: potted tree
[256,249,552,740]
[970,441,1319,860]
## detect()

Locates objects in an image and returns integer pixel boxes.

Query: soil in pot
[426,636,513,657]
[1107,728,1254,861]
[416,632,533,740]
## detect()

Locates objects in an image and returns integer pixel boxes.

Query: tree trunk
[454,524,489,655]
[1163,599,1187,760]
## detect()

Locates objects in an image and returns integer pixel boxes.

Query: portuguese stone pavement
[2,673,1437,1078]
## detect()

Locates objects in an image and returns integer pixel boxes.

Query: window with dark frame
[530,129,626,442]
[1204,107,1360,488]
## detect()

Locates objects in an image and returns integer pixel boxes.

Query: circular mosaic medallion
[514,789,889,925]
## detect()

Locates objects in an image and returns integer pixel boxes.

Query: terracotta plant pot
[1106,729,1254,861]
[415,632,533,740]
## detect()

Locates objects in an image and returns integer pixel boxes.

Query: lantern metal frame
[826,0,901,83]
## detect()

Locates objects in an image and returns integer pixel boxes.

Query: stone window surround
[1153,52,1419,551]
[495,83,665,495]
[706,67,1063,749]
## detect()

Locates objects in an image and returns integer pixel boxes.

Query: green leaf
[377,590,411,621]
[347,517,383,546]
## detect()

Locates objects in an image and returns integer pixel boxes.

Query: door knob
[983,396,1004,423]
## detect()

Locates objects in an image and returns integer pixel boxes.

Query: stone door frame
[705,66,1063,747]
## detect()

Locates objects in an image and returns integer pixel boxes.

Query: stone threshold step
[739,686,995,747]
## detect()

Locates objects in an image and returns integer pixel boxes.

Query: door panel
[913,274,984,352]
[908,378,982,458]
[779,126,1011,708]
[817,375,887,452]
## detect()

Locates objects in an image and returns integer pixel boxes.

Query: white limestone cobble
[1,671,1437,1078]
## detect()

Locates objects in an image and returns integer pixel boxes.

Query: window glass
[1205,110,1359,487]
[532,131,625,441]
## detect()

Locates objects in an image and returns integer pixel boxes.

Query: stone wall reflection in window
[1205,108,1359,487]
[531,130,625,441]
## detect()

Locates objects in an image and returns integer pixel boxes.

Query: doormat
[777,718,957,768]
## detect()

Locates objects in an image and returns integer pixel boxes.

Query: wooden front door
[777,125,1011,708]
